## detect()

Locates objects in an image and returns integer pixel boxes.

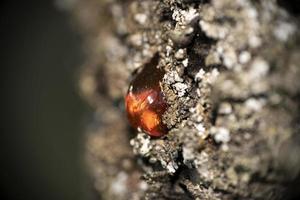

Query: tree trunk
[68,0,300,199]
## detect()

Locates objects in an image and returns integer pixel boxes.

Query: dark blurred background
[1,0,90,199]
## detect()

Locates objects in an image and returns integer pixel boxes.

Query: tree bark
[68,0,300,199]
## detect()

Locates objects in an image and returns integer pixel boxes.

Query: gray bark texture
[68,0,300,199]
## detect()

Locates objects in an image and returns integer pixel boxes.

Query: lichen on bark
[67,0,300,199]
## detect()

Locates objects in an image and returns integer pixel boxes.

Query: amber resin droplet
[125,54,168,137]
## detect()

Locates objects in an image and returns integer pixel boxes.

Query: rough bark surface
[67,0,300,199]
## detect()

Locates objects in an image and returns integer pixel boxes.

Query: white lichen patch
[249,58,269,80]
[166,45,173,57]
[210,127,231,143]
[195,68,219,84]
[163,71,183,84]
[175,49,186,60]
[248,35,262,48]
[273,21,296,42]
[239,51,251,64]
[134,13,148,25]
[195,68,206,82]
[221,44,238,69]
[208,68,220,84]
[183,145,195,162]
[166,162,178,173]
[110,172,128,196]
[194,123,206,138]
[130,133,152,156]
[182,58,189,67]
[199,20,229,39]
[245,98,266,112]
[139,181,148,191]
[173,82,189,97]
[218,102,233,115]
[172,7,199,26]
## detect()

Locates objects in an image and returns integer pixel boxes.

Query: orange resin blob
[125,55,168,137]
